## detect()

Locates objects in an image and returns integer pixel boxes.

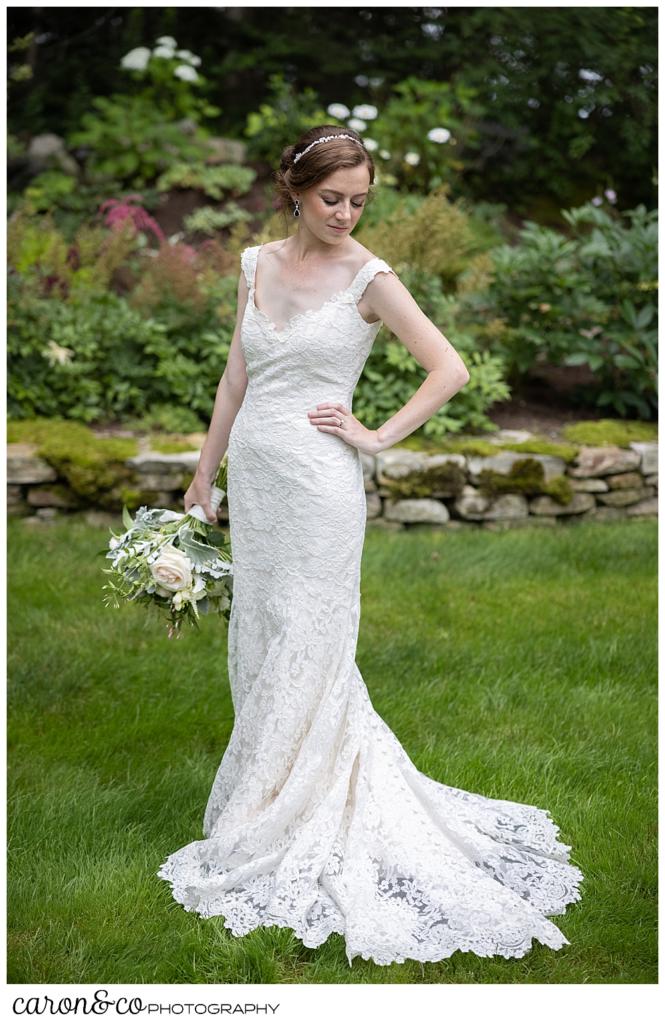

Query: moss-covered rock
[496,438,579,462]
[8,417,139,506]
[398,435,500,457]
[395,433,579,460]
[148,432,203,454]
[477,457,574,505]
[116,486,174,510]
[562,418,657,446]
[383,460,467,499]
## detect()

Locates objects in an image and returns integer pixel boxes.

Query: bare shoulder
[259,239,280,256]
[351,240,380,265]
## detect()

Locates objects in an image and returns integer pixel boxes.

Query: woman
[157,126,584,967]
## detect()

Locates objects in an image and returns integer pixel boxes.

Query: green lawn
[7,515,657,984]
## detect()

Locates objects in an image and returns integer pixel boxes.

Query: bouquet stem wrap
[188,485,226,524]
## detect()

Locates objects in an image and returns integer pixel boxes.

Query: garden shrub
[466,201,658,418]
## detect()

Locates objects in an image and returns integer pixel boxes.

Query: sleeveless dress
[156,242,584,967]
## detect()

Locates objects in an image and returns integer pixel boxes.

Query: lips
[329,225,348,231]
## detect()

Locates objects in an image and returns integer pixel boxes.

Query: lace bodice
[238,243,394,409]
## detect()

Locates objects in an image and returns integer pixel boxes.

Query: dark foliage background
[8,5,657,216]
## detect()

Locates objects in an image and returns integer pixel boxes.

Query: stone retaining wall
[7,429,658,529]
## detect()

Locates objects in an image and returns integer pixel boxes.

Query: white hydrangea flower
[327,102,350,119]
[43,340,74,366]
[427,127,451,143]
[352,104,378,120]
[604,188,617,203]
[153,45,176,59]
[579,68,603,83]
[174,64,199,82]
[404,151,420,166]
[156,36,177,47]
[379,148,391,160]
[362,137,378,151]
[348,117,367,131]
[591,196,603,206]
[120,47,151,71]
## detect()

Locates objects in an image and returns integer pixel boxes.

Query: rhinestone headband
[293,133,365,164]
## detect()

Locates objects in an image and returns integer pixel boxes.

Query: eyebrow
[320,188,368,198]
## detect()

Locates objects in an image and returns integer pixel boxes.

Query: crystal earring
[293,198,300,218]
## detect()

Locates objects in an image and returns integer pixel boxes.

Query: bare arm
[310,269,470,454]
[184,268,249,518]
[371,271,470,449]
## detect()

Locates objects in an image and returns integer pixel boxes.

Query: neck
[286,227,350,263]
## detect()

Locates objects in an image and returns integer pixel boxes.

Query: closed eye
[323,199,364,208]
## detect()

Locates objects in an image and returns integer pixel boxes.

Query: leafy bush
[184,203,253,235]
[467,201,657,418]
[244,73,331,164]
[21,170,78,213]
[9,272,237,425]
[156,162,255,200]
[356,76,484,193]
[357,184,489,292]
[120,407,207,437]
[67,94,212,187]
[8,208,139,297]
[118,36,220,124]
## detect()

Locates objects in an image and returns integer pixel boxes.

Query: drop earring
[293,198,300,218]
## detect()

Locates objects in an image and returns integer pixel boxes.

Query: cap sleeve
[349,257,395,302]
[240,245,259,289]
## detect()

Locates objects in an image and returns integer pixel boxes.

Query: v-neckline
[249,243,378,338]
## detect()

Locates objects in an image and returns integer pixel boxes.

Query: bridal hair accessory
[293,133,365,165]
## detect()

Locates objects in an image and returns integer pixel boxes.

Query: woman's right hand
[184,472,217,524]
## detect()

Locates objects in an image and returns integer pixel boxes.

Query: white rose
[150,545,193,592]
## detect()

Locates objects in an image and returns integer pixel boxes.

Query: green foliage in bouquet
[101,460,232,639]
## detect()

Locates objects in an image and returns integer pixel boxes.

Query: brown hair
[273,124,375,229]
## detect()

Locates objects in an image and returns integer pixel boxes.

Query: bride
[156,125,584,968]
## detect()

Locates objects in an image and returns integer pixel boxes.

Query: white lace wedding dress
[156,243,584,967]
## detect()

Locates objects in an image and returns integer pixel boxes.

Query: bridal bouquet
[101,458,233,639]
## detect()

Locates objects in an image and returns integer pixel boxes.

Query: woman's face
[295,164,371,243]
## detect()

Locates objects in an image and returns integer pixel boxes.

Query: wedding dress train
[156,243,584,967]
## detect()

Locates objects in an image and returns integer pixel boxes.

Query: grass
[7,514,657,984]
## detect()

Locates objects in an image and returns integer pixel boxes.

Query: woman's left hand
[307,402,384,455]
